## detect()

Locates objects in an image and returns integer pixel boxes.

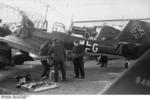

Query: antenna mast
[42,5,49,30]
[44,5,49,21]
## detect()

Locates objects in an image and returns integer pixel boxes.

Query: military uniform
[48,41,66,82]
[98,55,108,67]
[73,44,85,78]
[40,41,52,78]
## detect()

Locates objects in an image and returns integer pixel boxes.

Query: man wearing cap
[48,39,66,82]
[72,40,85,79]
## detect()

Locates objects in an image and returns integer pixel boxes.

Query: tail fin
[117,20,150,44]
[102,49,150,94]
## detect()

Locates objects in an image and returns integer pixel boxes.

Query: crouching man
[40,40,52,79]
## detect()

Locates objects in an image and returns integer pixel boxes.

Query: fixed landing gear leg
[125,61,129,68]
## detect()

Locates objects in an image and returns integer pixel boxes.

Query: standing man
[103,55,108,67]
[15,11,34,38]
[48,39,66,82]
[97,55,108,67]
[72,40,85,79]
[40,40,52,79]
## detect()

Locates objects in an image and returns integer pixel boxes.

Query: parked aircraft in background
[71,19,150,61]
[0,16,150,68]
[1,3,150,94]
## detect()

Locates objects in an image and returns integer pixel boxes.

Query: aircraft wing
[101,49,150,94]
[85,52,123,59]
[0,29,76,57]
[0,34,43,55]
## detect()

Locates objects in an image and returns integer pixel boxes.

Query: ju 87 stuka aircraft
[0,17,150,68]
[74,19,150,94]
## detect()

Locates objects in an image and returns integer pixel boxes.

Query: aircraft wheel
[13,54,25,65]
[0,63,6,69]
[100,64,104,68]
[13,57,24,65]
[125,65,128,68]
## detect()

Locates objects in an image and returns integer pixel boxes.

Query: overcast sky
[0,0,150,30]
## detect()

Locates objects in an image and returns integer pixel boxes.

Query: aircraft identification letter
[85,41,91,53]
[79,40,99,53]
[92,43,98,53]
